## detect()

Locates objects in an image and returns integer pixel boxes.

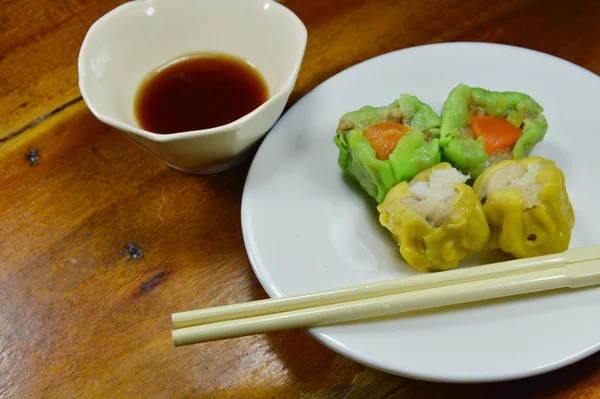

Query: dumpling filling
[400,167,470,226]
[478,162,543,209]
[457,99,524,164]
[363,121,411,160]
[459,105,523,162]
[469,114,522,156]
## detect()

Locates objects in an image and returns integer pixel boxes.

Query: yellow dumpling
[473,156,575,258]
[377,162,490,272]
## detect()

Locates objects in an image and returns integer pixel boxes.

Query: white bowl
[78,0,307,174]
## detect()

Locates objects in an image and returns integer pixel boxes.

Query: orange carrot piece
[469,115,522,155]
[363,121,410,160]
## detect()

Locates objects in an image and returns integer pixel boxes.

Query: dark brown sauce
[134,53,269,134]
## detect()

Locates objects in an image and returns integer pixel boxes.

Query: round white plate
[241,42,600,383]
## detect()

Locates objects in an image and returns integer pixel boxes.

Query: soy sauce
[134,53,269,134]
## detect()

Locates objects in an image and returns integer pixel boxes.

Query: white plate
[240,42,600,383]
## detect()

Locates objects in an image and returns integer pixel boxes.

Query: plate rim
[240,41,600,383]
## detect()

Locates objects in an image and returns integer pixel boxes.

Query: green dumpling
[440,83,548,179]
[334,94,442,203]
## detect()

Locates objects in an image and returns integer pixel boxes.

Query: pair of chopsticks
[171,245,600,347]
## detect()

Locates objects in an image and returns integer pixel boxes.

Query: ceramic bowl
[78,0,307,174]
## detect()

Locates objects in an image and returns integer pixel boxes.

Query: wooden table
[2,0,600,397]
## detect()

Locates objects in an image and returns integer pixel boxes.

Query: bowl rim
[77,0,308,143]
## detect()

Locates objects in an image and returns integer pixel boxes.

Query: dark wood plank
[1,0,600,397]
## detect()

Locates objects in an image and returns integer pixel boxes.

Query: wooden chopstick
[172,246,599,329]
[172,254,600,347]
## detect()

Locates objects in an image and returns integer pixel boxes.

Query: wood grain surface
[2,0,600,397]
